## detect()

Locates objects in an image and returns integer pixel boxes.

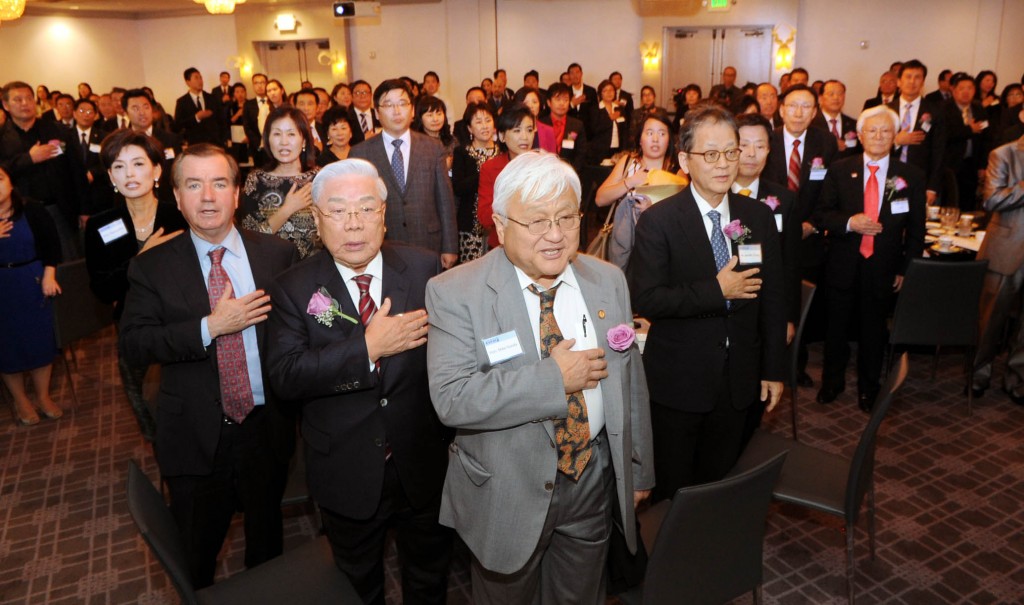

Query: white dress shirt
[692,186,732,243]
[381,129,412,184]
[337,252,384,370]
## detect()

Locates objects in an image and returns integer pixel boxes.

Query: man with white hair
[425,150,654,604]
[816,105,926,412]
[267,158,452,605]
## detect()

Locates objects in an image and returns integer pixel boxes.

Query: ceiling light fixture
[194,0,246,15]
[0,0,26,24]
[274,14,297,32]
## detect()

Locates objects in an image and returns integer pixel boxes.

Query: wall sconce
[773,27,795,71]
[0,0,27,25]
[275,14,298,33]
[640,42,661,70]
[318,50,347,80]
[227,55,253,79]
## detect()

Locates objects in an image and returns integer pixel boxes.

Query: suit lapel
[572,259,623,432]
[378,245,410,377]
[373,137,405,201]
[313,250,361,338]
[676,188,719,275]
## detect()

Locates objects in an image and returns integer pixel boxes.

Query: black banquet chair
[887,258,987,414]
[617,451,788,605]
[728,352,909,605]
[787,280,817,440]
[125,460,359,605]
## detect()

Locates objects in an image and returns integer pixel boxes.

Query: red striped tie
[354,274,376,326]
[208,247,254,423]
[787,139,801,192]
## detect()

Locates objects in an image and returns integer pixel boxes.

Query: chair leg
[868,480,876,561]
[753,583,763,605]
[965,348,974,417]
[931,345,940,380]
[60,350,79,408]
[846,520,856,605]
[790,387,799,442]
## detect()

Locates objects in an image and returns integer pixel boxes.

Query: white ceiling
[23,0,434,20]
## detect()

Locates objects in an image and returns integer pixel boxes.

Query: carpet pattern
[1,327,1022,604]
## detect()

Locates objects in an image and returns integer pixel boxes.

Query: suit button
[544,481,554,491]
[374,438,383,447]
[354,381,360,388]
[380,398,388,407]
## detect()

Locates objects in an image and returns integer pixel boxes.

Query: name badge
[562,139,575,150]
[978,121,990,130]
[98,218,129,244]
[809,167,827,181]
[483,330,524,365]
[164,148,176,160]
[737,244,763,265]
[615,116,625,123]
[775,214,784,232]
[89,143,101,154]
[921,121,931,133]
[890,199,910,214]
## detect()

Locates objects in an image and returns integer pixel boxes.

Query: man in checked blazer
[349,79,458,269]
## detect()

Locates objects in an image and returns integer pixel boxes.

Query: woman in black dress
[84,130,187,441]
[0,165,64,425]
[586,79,629,165]
[450,102,499,263]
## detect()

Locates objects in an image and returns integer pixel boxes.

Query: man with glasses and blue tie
[267,158,453,604]
[630,104,786,498]
[350,79,458,269]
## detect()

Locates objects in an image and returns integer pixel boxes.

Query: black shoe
[965,385,985,398]
[1006,390,1024,406]
[797,371,814,388]
[858,392,877,413]
[816,387,843,404]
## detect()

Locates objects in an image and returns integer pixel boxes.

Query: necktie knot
[868,165,879,176]
[738,188,752,197]
[209,247,226,266]
[392,139,403,151]
[708,209,722,229]
[792,139,800,150]
[527,283,560,312]
[354,273,372,294]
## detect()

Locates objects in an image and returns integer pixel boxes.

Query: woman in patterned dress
[450,102,499,263]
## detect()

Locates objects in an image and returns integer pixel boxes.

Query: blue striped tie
[391,139,406,192]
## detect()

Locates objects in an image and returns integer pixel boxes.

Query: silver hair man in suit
[425,150,654,604]
[972,134,1024,402]
[349,78,458,269]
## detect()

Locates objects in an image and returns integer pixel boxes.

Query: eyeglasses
[503,213,582,235]
[313,205,385,223]
[352,90,371,97]
[784,102,815,112]
[75,108,95,114]
[684,149,741,163]
[379,101,411,110]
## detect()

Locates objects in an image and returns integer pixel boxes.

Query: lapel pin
[598,310,606,319]
[851,172,858,178]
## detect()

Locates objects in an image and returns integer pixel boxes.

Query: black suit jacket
[924,90,951,106]
[539,115,588,173]
[817,155,927,296]
[763,127,839,267]
[174,90,226,146]
[743,180,802,323]
[630,189,787,412]
[941,99,990,173]
[242,97,266,158]
[887,97,947,193]
[68,127,114,215]
[811,111,861,158]
[586,104,629,164]
[267,243,449,519]
[570,84,599,123]
[119,229,298,477]
[150,128,183,206]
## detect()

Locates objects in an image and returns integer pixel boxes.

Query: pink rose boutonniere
[811,157,825,169]
[920,113,931,125]
[844,131,858,142]
[568,131,578,141]
[884,176,908,201]
[762,195,780,211]
[607,324,636,352]
[307,287,358,327]
[722,219,752,245]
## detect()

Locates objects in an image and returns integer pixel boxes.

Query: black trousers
[650,367,748,500]
[164,407,289,588]
[320,459,453,605]
[822,258,894,397]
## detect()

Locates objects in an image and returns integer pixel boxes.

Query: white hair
[856,105,900,133]
[492,150,581,217]
[311,158,388,205]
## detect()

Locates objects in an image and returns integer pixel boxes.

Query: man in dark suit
[942,72,990,211]
[540,83,588,173]
[42,94,76,129]
[630,105,786,495]
[124,88,181,206]
[709,65,745,114]
[69,97,114,217]
[350,80,381,138]
[242,73,270,163]
[173,67,226,147]
[610,71,634,123]
[487,69,514,116]
[762,84,839,387]
[349,79,458,269]
[815,106,926,411]
[756,83,782,129]
[862,71,899,110]
[812,80,861,159]
[888,59,946,205]
[119,144,297,588]
[566,62,598,123]
[212,70,232,106]
[924,69,953,106]
[267,159,452,605]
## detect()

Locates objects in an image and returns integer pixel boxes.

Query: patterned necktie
[860,165,880,259]
[738,188,752,197]
[787,139,801,192]
[899,103,913,162]
[527,283,592,481]
[829,118,840,140]
[391,139,406,192]
[207,247,254,423]
[354,274,380,372]
[708,210,731,308]
[359,112,370,133]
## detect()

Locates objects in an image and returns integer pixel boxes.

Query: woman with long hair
[477,104,536,248]
[412,95,458,166]
[451,102,499,262]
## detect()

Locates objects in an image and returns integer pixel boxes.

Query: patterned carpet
[1,327,1022,604]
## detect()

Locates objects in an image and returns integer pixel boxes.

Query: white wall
[0,15,145,97]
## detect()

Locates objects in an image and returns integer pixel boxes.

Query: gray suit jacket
[349,131,458,256]
[425,249,655,574]
[979,140,1024,275]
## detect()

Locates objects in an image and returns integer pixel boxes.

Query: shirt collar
[864,154,890,173]
[336,251,383,285]
[731,178,760,198]
[513,261,579,294]
[691,185,730,223]
[783,128,807,150]
[381,129,411,149]
[190,225,243,260]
